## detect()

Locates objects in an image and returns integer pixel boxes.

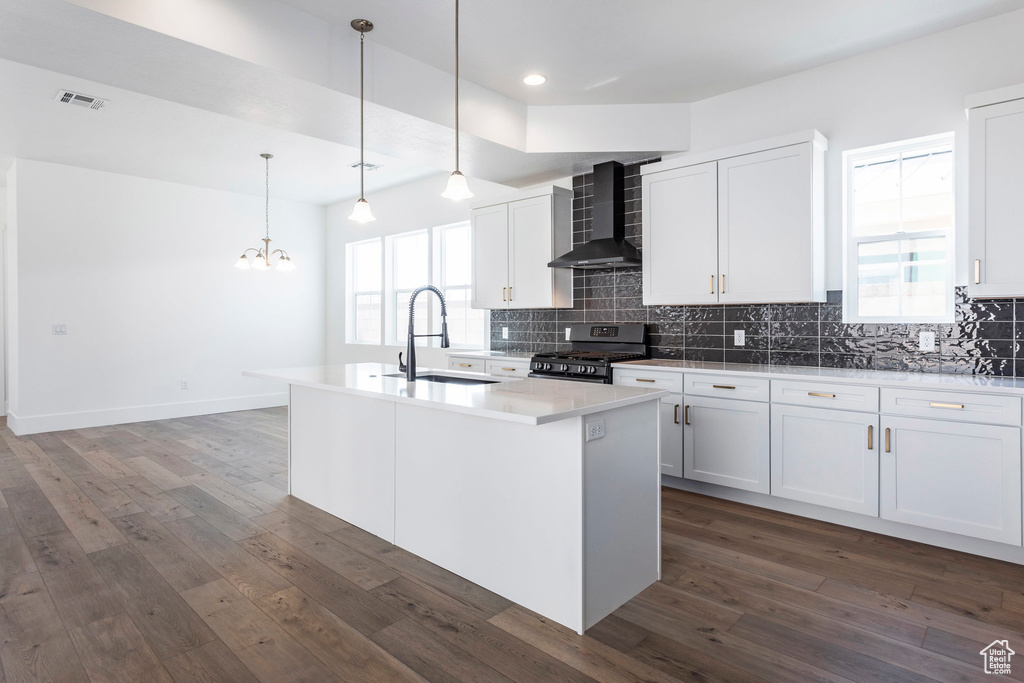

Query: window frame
[345,237,384,345]
[432,221,485,350]
[842,132,955,324]
[384,229,432,348]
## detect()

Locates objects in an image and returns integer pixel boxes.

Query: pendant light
[349,19,376,223]
[236,153,294,271]
[442,0,473,200]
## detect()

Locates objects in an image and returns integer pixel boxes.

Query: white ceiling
[279,0,1024,105]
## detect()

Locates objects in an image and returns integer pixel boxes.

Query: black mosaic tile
[587,282,615,299]
[685,348,724,363]
[686,335,725,350]
[724,305,771,322]
[686,321,725,336]
[507,310,533,323]
[614,308,648,323]
[957,299,1014,322]
[771,336,820,353]
[770,321,819,337]
[820,354,876,370]
[769,351,820,367]
[952,321,1014,340]
[724,349,769,365]
[820,305,843,323]
[941,357,1014,376]
[651,346,686,360]
[875,354,942,373]
[820,322,875,338]
[826,290,843,305]
[647,305,686,322]
[821,338,876,355]
[730,335,769,351]
[770,303,820,322]
[649,333,685,348]
[685,306,725,322]
[724,321,770,337]
[587,297,615,311]
[649,321,685,337]
[940,338,1016,358]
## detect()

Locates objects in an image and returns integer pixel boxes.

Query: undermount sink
[384,373,499,386]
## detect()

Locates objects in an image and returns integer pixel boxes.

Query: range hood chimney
[548,161,642,269]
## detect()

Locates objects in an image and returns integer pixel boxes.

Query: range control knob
[578,365,587,373]
[560,364,569,372]
[588,366,598,374]
[544,363,552,371]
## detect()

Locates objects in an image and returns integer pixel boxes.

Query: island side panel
[393,403,586,633]
[290,385,396,542]
[582,399,661,631]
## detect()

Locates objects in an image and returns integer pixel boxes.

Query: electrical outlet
[585,419,606,442]
[565,327,572,341]
[180,379,189,390]
[733,329,746,346]
[502,326,509,340]
[52,324,67,335]
[919,330,936,353]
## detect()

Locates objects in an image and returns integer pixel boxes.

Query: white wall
[7,160,326,434]
[683,9,1024,289]
[327,172,520,368]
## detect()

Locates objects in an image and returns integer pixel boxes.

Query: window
[346,238,382,344]
[346,222,487,349]
[843,133,954,323]
[434,222,487,347]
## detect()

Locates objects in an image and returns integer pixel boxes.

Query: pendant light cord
[454,0,460,173]
[265,154,270,241]
[360,29,366,201]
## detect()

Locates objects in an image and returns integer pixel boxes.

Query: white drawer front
[685,373,769,402]
[485,359,531,377]
[772,380,879,413]
[880,388,1022,426]
[613,369,684,394]
[448,357,486,373]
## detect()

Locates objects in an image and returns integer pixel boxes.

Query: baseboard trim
[6,393,288,436]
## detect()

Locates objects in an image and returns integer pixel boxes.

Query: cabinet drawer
[485,359,531,377]
[613,368,684,394]
[772,380,879,413]
[880,388,1022,426]
[685,373,769,402]
[448,357,486,373]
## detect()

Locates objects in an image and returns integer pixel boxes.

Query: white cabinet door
[642,162,719,305]
[471,203,509,309]
[771,405,879,516]
[508,195,555,309]
[683,395,769,493]
[969,98,1024,297]
[880,416,1022,545]
[660,395,683,477]
[718,143,821,303]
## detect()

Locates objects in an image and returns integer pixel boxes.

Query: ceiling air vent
[54,89,109,111]
[349,161,381,171]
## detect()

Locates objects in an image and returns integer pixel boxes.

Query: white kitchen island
[243,363,666,634]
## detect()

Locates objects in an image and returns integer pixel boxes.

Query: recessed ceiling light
[523,74,547,86]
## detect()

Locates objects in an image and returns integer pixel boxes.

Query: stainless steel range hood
[548,161,642,269]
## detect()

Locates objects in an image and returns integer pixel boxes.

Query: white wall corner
[525,103,690,154]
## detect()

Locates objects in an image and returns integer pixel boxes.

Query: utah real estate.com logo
[980,640,1015,675]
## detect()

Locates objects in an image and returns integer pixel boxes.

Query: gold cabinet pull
[458,363,472,367]
[501,367,516,372]
[635,378,657,383]
[975,259,981,285]
[508,286,512,301]
[929,402,964,409]
[885,427,891,453]
[674,404,680,425]
[808,392,836,398]
[684,405,690,425]
[709,275,714,294]
[720,274,726,294]
[713,384,735,390]
[868,424,873,450]
[502,287,507,302]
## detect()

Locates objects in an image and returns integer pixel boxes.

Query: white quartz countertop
[614,359,1024,395]
[244,363,667,425]
[446,350,535,360]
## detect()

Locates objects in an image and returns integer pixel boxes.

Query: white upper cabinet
[969,95,1024,297]
[642,131,826,305]
[642,162,719,305]
[471,188,572,310]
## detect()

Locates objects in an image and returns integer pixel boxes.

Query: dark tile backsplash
[488,161,1022,377]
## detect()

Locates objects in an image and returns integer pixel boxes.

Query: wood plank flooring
[1,407,1022,681]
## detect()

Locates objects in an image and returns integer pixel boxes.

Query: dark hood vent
[548,161,642,269]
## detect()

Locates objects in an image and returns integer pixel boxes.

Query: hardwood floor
[1,408,1021,682]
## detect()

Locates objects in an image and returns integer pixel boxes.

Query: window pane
[857,241,900,317]
[902,236,947,317]
[352,240,381,291]
[901,148,953,233]
[852,154,901,237]
[392,232,429,290]
[354,293,381,342]
[442,288,487,347]
[441,225,472,286]
[395,290,429,345]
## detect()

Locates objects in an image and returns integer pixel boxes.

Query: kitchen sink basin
[384,373,499,386]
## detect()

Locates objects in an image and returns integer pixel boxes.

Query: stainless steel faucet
[398,285,450,381]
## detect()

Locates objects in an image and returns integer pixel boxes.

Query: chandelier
[236,153,294,271]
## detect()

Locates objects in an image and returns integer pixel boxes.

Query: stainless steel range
[529,323,648,384]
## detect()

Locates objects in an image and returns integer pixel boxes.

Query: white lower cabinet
[683,395,769,494]
[660,395,683,477]
[880,416,1022,546]
[771,405,879,516]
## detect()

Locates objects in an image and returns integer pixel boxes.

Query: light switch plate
[919,330,936,353]
[734,329,746,346]
[502,326,509,340]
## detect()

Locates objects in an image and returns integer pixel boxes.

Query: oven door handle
[528,372,610,384]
